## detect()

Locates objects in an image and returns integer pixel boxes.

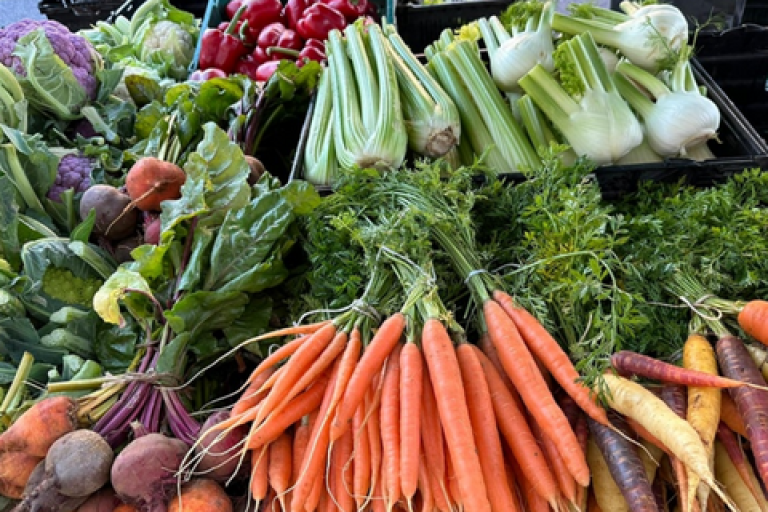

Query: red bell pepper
[295,3,346,42]
[188,68,229,81]
[225,0,243,20]
[252,46,270,65]
[319,0,368,22]
[283,0,308,29]
[236,55,264,81]
[198,5,250,73]
[257,22,286,49]
[256,60,281,82]
[240,0,284,38]
[277,29,304,51]
[297,43,326,65]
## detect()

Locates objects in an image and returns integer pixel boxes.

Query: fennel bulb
[552,3,688,71]
[518,32,643,164]
[383,23,460,158]
[614,54,720,158]
[490,2,556,93]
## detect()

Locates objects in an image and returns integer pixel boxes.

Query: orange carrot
[458,344,521,512]
[332,421,356,512]
[246,367,331,450]
[483,299,590,487]
[494,290,611,427]
[421,317,491,512]
[380,343,403,511]
[443,441,461,510]
[477,332,515,392]
[252,322,339,427]
[0,396,78,457]
[267,432,292,510]
[352,403,372,510]
[231,367,275,417]
[612,350,766,390]
[737,300,768,347]
[168,478,233,512]
[419,363,445,485]
[244,321,333,383]
[418,456,435,512]
[399,341,423,507]
[508,457,551,512]
[250,445,270,507]
[331,313,406,441]
[720,392,748,438]
[367,384,385,510]
[475,347,561,508]
[530,414,578,506]
[290,363,338,512]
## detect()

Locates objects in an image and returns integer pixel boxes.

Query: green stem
[0,352,33,415]
[46,377,110,393]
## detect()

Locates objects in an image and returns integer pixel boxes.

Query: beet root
[0,452,43,499]
[125,158,186,212]
[193,411,247,482]
[168,478,232,512]
[79,185,138,241]
[12,430,113,512]
[74,487,121,512]
[110,433,189,512]
[0,396,78,457]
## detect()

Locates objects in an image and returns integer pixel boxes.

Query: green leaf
[93,267,155,326]
[96,67,125,103]
[155,331,189,374]
[223,295,273,353]
[93,320,139,373]
[69,241,117,280]
[202,183,309,292]
[0,127,58,214]
[0,317,66,365]
[126,74,164,106]
[159,123,251,234]
[70,210,96,244]
[135,101,166,141]
[0,176,20,269]
[196,78,244,123]
[164,290,249,335]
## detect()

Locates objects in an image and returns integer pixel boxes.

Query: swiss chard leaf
[93,267,155,327]
[164,290,249,335]
[159,123,251,234]
[223,295,273,353]
[0,317,66,365]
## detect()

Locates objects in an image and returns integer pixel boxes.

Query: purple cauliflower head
[47,153,93,202]
[0,19,99,99]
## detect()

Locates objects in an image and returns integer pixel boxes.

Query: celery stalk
[446,40,540,172]
[303,71,338,186]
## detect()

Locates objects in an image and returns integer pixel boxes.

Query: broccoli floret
[41,267,103,308]
[47,153,93,202]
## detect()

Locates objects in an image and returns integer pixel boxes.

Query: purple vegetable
[0,19,99,99]
[47,153,93,202]
[110,433,189,512]
[194,411,248,482]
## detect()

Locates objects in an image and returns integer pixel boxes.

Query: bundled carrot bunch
[184,164,768,512]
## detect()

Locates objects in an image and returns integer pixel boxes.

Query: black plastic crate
[39,0,125,30]
[694,24,768,140]
[291,55,768,199]
[743,1,768,24]
[40,0,208,31]
[591,59,768,199]
[394,0,515,54]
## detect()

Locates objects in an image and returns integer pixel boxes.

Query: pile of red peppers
[193,0,376,82]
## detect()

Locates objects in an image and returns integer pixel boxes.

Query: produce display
[0,0,767,511]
